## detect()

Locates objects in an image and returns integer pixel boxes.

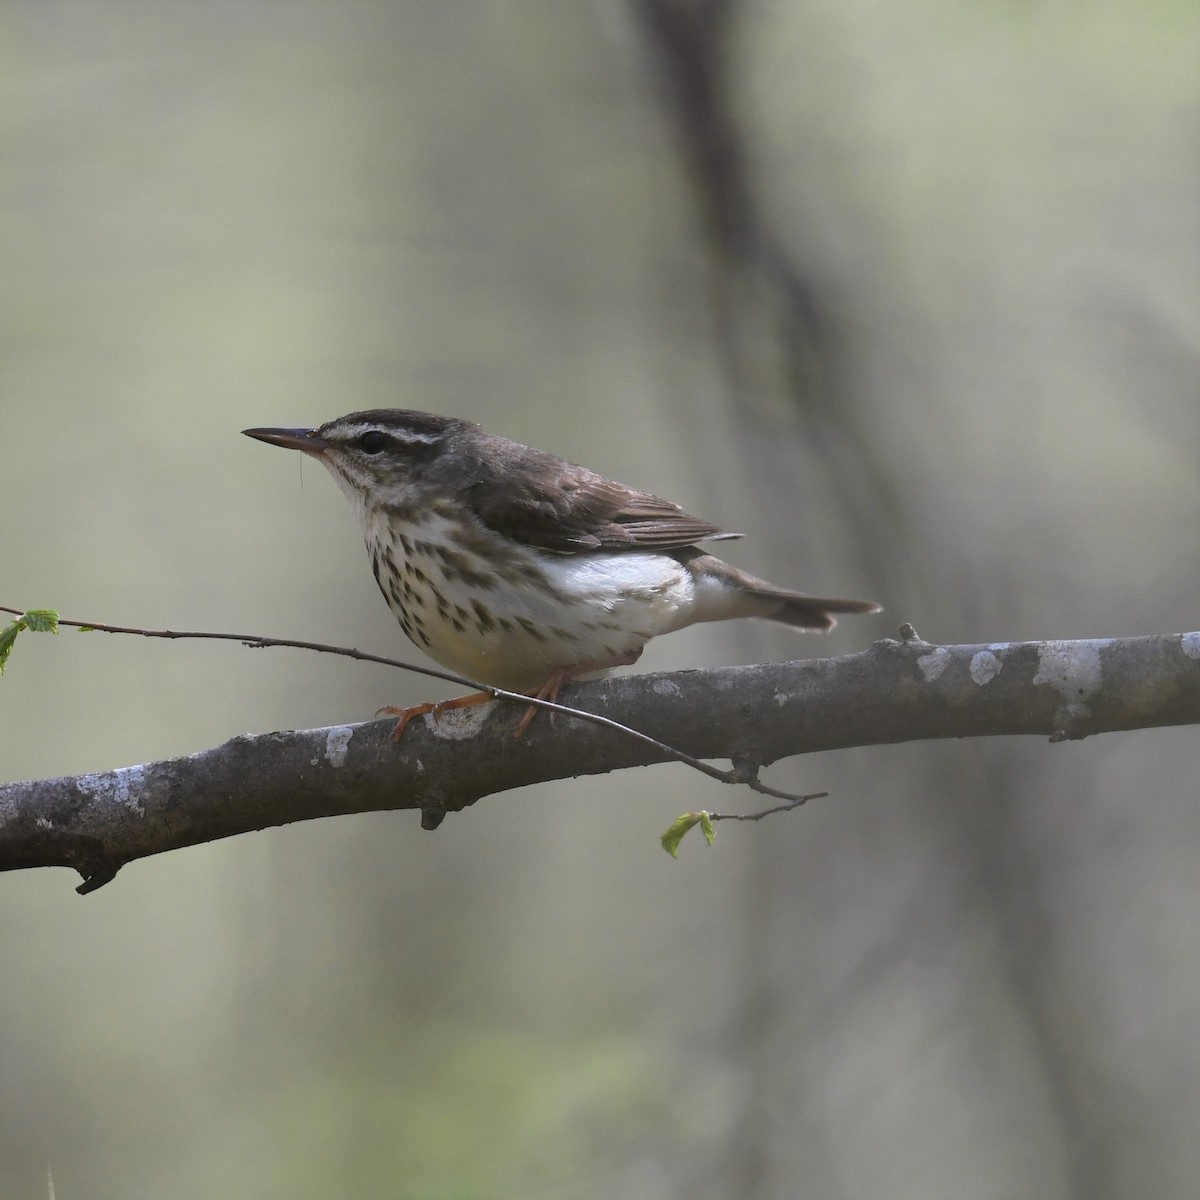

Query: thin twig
[708,794,826,823]
[0,604,814,807]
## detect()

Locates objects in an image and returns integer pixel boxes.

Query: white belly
[363,511,698,690]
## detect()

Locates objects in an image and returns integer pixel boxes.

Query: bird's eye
[357,431,388,454]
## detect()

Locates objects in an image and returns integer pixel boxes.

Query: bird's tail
[761,591,883,632]
[685,553,882,632]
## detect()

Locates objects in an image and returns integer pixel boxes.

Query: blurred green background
[2,3,1197,1197]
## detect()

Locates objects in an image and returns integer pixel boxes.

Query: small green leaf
[23,609,59,634]
[699,811,716,846]
[661,812,704,858]
[0,619,22,675]
[0,609,62,675]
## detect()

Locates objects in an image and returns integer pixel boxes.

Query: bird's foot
[513,650,642,737]
[381,648,642,741]
[379,692,494,741]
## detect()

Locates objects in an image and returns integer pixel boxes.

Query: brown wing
[462,439,739,554]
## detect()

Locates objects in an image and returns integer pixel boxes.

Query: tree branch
[0,603,825,805]
[3,627,1197,892]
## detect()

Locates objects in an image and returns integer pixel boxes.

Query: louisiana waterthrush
[243,410,881,734]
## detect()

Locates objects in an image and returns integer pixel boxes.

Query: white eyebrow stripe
[337,424,444,446]
[391,431,443,444]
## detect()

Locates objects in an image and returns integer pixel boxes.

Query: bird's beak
[242,426,332,455]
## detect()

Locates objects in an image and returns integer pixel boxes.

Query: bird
[243,410,881,735]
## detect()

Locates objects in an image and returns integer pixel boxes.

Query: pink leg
[379,691,493,741]
[512,649,642,737]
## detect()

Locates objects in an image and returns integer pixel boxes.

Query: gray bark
[3,627,1197,892]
